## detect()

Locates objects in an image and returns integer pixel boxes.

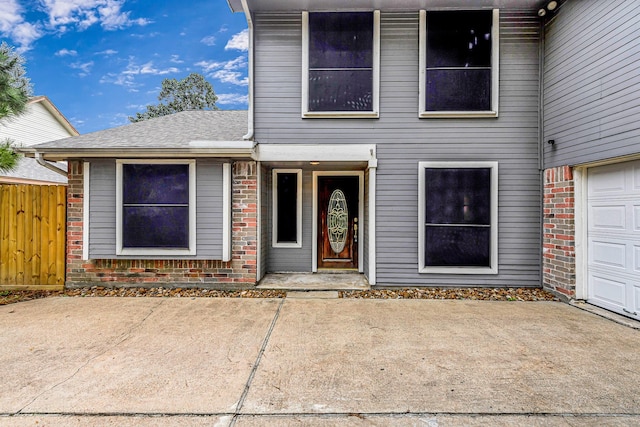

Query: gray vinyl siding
[88,159,224,260]
[88,160,116,258]
[254,11,542,286]
[267,168,314,272]
[543,0,640,167]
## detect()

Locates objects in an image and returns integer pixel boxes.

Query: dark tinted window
[276,172,298,243]
[425,10,493,112]
[122,164,190,249]
[426,11,492,68]
[424,167,492,267]
[308,12,374,112]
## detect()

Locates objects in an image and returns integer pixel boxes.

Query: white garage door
[588,160,640,320]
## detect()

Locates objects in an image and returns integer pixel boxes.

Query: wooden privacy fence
[0,184,66,290]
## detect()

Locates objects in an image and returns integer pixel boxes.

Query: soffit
[228,0,544,13]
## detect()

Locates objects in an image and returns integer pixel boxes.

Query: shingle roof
[30,110,248,150]
[0,158,67,184]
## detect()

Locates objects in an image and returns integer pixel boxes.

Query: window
[116,160,196,256]
[302,11,380,118]
[419,9,499,117]
[272,169,302,248]
[418,162,498,274]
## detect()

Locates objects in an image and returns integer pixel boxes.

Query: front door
[317,176,359,269]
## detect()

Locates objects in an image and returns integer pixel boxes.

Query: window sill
[302,111,379,119]
[419,111,498,119]
[272,242,303,249]
[419,266,498,275]
[117,248,196,257]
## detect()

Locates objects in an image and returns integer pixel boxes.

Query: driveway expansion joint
[230,298,285,426]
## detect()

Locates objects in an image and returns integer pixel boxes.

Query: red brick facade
[65,160,258,288]
[542,165,576,299]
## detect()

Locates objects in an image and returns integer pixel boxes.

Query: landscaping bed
[1,286,557,305]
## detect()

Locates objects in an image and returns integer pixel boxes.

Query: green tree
[128,73,218,122]
[0,139,20,173]
[0,42,32,172]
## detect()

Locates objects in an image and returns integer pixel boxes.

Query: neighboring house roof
[21,110,253,161]
[0,96,79,185]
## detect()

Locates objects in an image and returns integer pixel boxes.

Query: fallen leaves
[339,287,558,301]
[1,286,557,306]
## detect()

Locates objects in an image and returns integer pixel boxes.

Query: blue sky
[0,0,249,133]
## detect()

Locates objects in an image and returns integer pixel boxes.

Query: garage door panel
[588,165,626,195]
[590,240,626,269]
[590,275,626,307]
[589,205,626,230]
[634,165,640,190]
[587,159,640,320]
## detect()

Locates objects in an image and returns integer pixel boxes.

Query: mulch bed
[1,286,557,306]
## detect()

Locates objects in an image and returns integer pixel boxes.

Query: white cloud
[196,56,248,86]
[10,22,42,52]
[0,1,42,51]
[225,29,248,51]
[95,48,117,55]
[170,55,184,64]
[107,112,130,127]
[0,0,150,51]
[70,60,94,76]
[101,57,179,90]
[200,35,216,46]
[122,60,179,76]
[56,48,77,56]
[0,0,23,33]
[41,0,151,31]
[215,93,248,105]
[125,103,147,110]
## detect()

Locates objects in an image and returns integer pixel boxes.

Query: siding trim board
[223,163,232,262]
[82,161,90,261]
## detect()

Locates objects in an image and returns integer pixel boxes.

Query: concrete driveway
[1,296,639,426]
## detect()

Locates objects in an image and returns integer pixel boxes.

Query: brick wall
[542,165,576,300]
[65,160,258,289]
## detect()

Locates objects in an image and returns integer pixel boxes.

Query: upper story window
[419,9,499,118]
[116,160,196,256]
[302,11,380,118]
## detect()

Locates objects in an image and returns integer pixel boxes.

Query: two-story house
[23,0,640,320]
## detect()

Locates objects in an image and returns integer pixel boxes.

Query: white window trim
[419,9,500,118]
[272,169,303,248]
[83,161,90,261]
[116,159,196,256]
[302,10,380,118]
[222,163,232,262]
[418,161,498,274]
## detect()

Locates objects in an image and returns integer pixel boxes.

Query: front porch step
[257,273,370,291]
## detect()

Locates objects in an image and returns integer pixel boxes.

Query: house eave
[19,141,256,162]
[230,0,542,13]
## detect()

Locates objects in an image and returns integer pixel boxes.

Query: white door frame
[574,166,588,300]
[312,171,364,273]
